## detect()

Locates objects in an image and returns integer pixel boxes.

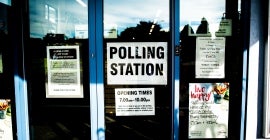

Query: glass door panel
[179,0,242,139]
[0,2,16,139]
[103,0,172,139]
[28,0,90,139]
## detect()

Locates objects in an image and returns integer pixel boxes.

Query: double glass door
[27,0,243,139]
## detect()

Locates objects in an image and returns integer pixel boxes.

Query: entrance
[26,0,244,139]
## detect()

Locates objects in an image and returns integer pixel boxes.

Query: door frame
[89,0,105,139]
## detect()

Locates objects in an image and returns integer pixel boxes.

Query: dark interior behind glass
[27,0,90,139]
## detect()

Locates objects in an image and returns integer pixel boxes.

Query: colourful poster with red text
[189,83,229,138]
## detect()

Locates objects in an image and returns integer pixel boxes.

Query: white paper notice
[196,37,225,78]
[107,42,167,85]
[46,46,83,98]
[215,19,232,36]
[115,88,155,116]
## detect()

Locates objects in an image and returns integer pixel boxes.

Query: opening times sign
[115,88,155,116]
[189,83,229,139]
[107,42,167,85]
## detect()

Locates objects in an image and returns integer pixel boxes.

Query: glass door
[179,0,243,139]
[103,0,173,139]
[27,0,90,139]
[0,1,16,140]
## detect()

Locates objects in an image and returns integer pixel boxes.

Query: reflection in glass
[179,0,226,105]
[180,0,225,37]
[28,0,90,139]
[179,0,242,139]
[104,0,169,39]
[0,0,11,6]
[30,0,88,39]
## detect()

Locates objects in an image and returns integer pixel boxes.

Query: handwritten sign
[189,83,229,138]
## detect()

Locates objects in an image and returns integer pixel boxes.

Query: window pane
[28,0,90,139]
[30,0,88,39]
[179,0,243,139]
[103,0,171,139]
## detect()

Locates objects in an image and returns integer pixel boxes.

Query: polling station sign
[107,42,167,85]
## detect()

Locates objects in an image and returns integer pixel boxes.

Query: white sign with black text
[115,88,155,116]
[196,37,225,78]
[215,19,232,36]
[107,42,167,85]
[46,46,83,98]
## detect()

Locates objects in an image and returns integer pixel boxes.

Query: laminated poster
[115,88,155,116]
[0,99,13,140]
[196,37,225,78]
[107,42,167,85]
[46,46,83,98]
[189,83,229,138]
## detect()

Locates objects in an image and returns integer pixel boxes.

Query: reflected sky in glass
[104,0,170,33]
[30,0,88,38]
[104,0,225,34]
[180,0,225,33]
[0,0,11,6]
[29,0,225,38]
